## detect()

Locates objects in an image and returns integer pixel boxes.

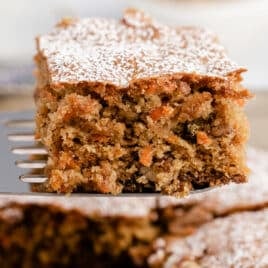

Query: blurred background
[0,0,267,148]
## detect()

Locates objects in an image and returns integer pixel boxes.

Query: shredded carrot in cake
[196,131,212,145]
[57,152,78,169]
[149,106,174,121]
[139,145,153,167]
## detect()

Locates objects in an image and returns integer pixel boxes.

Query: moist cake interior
[35,74,250,195]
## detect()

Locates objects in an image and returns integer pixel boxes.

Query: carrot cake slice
[34,8,251,196]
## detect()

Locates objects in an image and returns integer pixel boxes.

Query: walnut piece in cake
[34,9,251,196]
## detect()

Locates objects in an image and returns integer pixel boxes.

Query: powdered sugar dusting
[156,209,268,268]
[37,9,245,87]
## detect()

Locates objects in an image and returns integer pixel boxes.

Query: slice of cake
[34,8,251,195]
